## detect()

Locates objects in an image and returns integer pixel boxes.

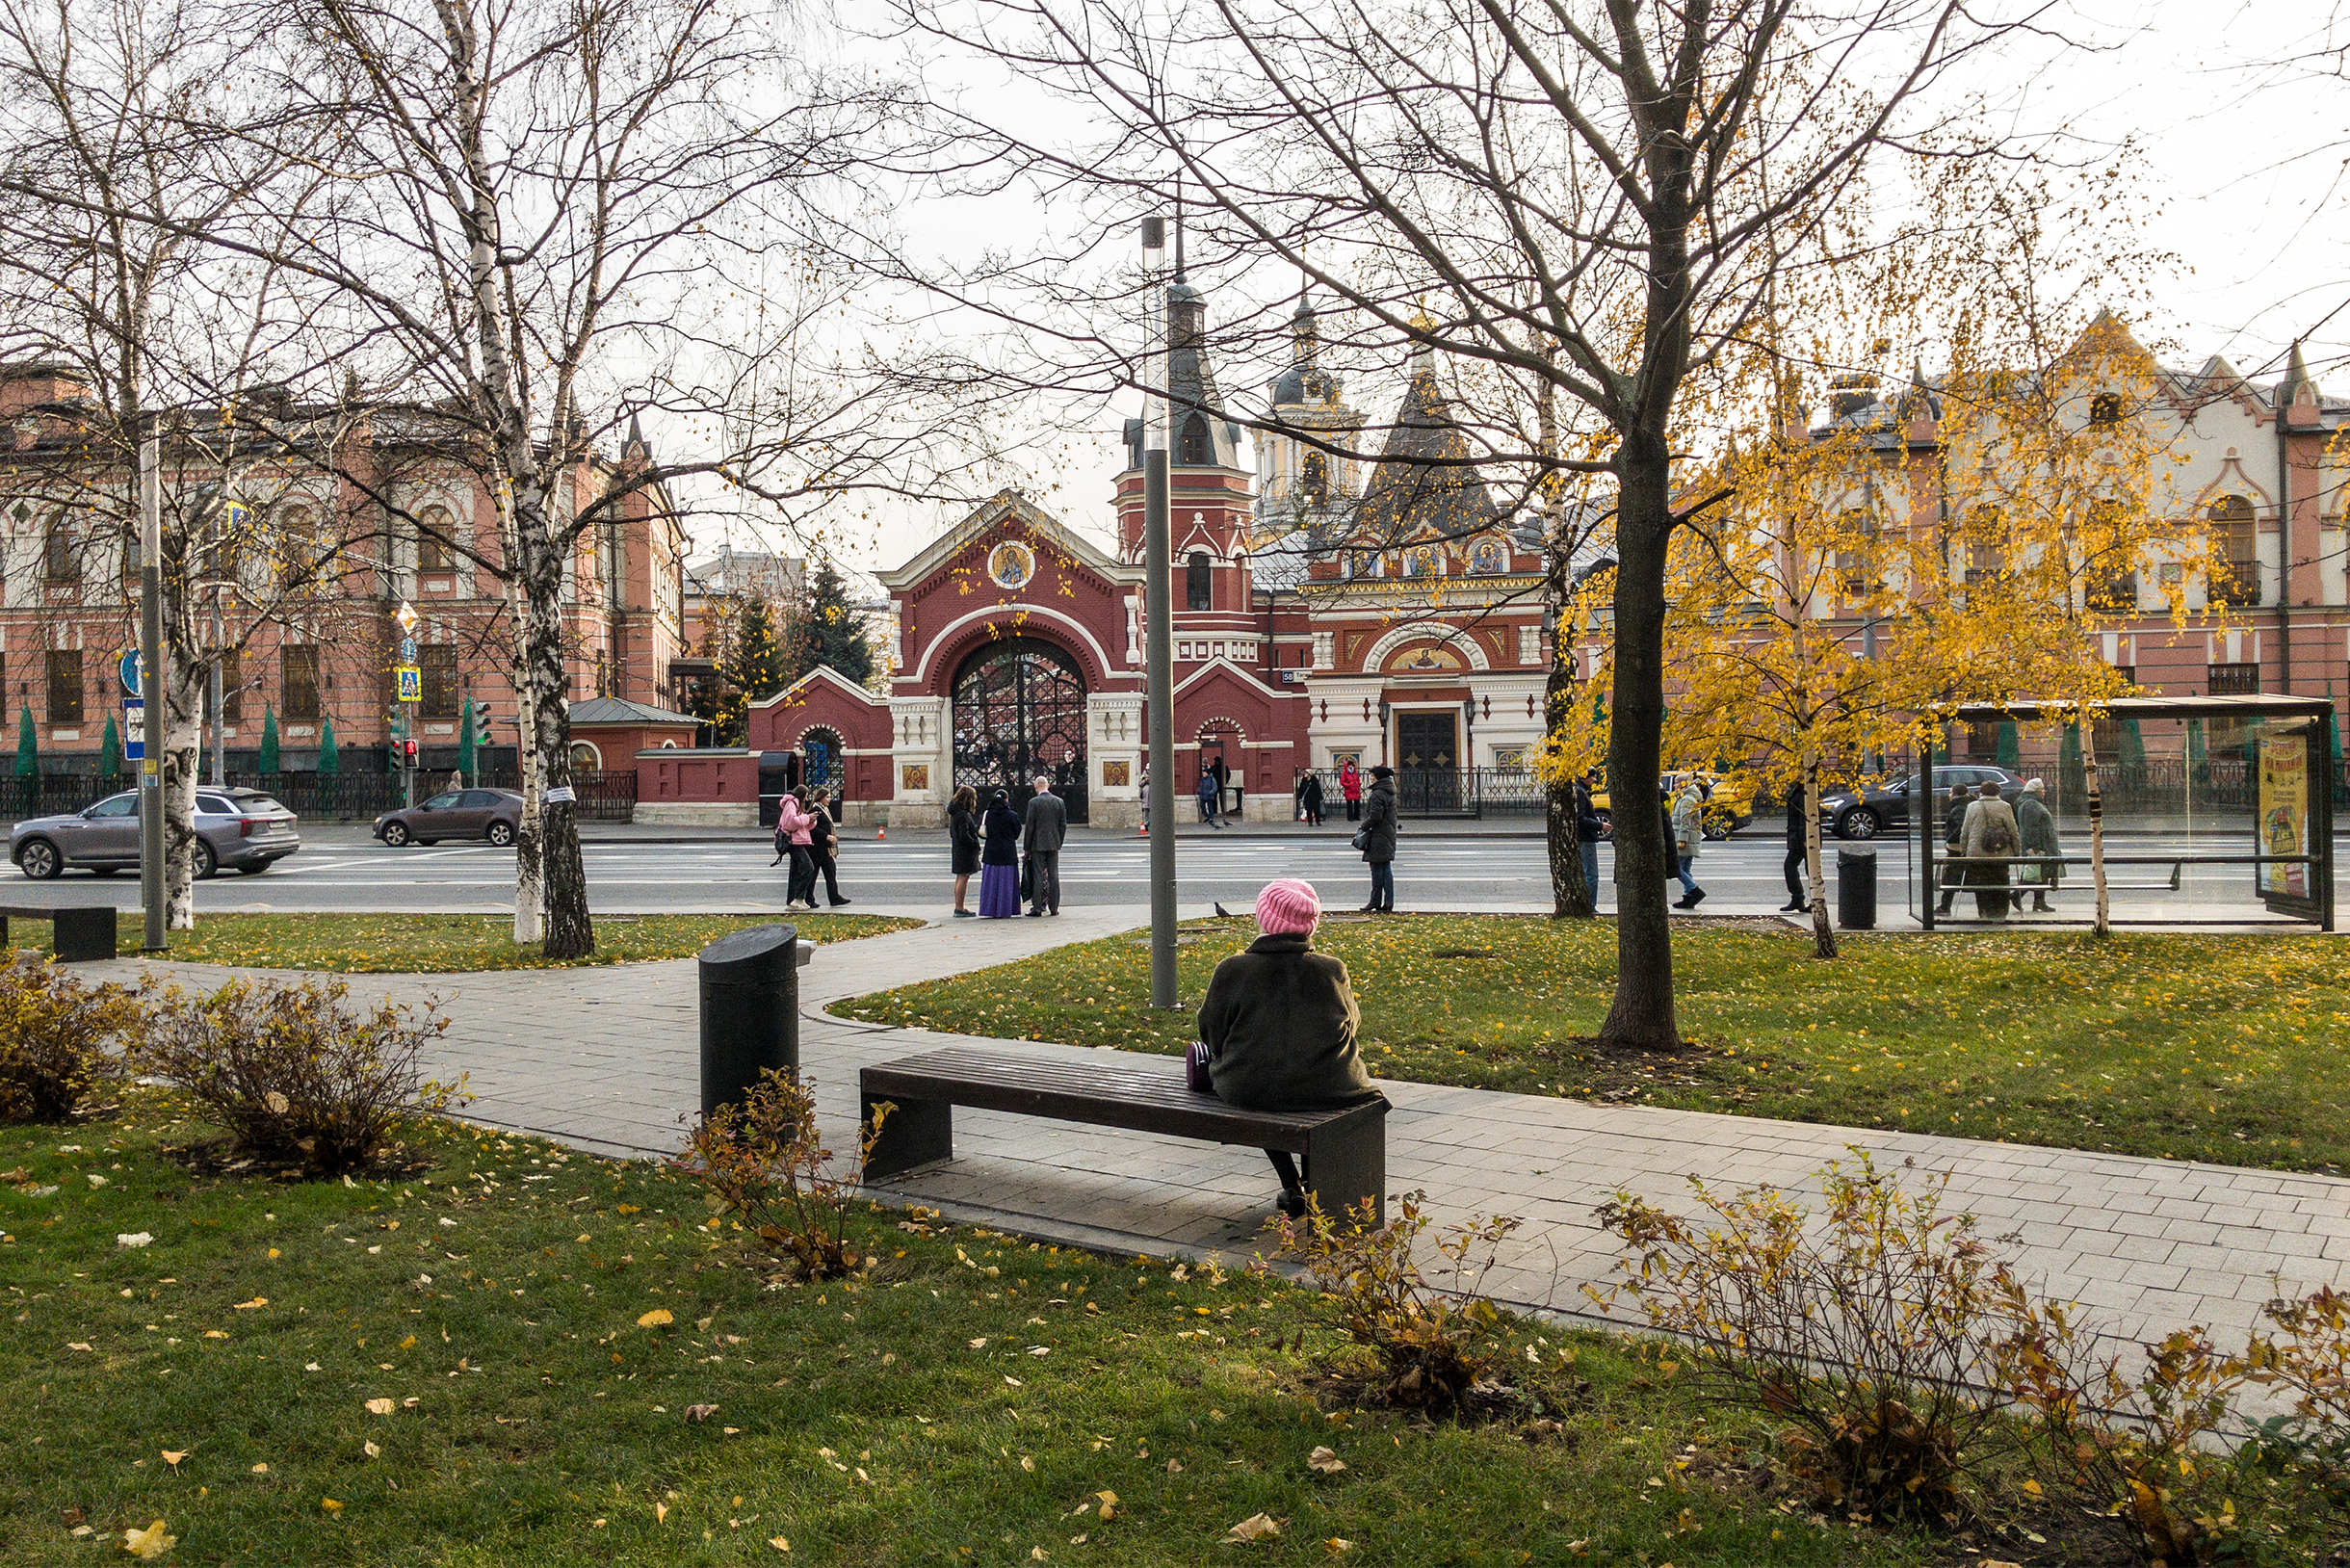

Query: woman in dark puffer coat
[1196,878,1385,1216]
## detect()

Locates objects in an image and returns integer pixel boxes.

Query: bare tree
[0,0,379,928]
[903,0,2024,1048]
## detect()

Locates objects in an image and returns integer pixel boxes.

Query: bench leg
[1303,1120,1385,1228]
[861,1093,952,1180]
[51,907,117,963]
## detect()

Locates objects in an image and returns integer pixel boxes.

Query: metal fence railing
[0,768,639,824]
[1299,767,1545,819]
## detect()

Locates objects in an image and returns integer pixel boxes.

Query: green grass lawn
[837,916,2350,1175]
[0,1094,1957,1567]
[7,913,921,973]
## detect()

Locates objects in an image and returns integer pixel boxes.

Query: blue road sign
[118,649,142,697]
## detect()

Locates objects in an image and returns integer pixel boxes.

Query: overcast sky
[691,0,2350,586]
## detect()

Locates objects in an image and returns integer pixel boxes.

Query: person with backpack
[773,790,818,912]
[1960,779,2021,920]
[1669,777,1708,910]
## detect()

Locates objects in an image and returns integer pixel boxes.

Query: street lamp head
[1139,216,1166,266]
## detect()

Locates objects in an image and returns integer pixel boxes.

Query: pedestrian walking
[1301,770,1325,826]
[1670,778,1708,909]
[1195,878,1385,1217]
[1292,769,1308,821]
[948,784,981,918]
[1356,764,1398,912]
[1339,758,1362,822]
[1138,768,1150,833]
[978,790,1023,918]
[2013,777,2062,914]
[1197,766,1222,826]
[1212,754,1231,817]
[775,789,818,912]
[1021,773,1067,916]
[1960,779,2020,920]
[1781,782,1809,912]
[1933,781,1970,915]
[807,787,850,906]
[1574,772,1605,902]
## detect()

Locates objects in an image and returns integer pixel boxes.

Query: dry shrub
[671,1069,886,1282]
[1995,1296,2243,1562]
[138,977,462,1174]
[0,956,145,1122]
[1261,1189,1519,1415]
[2241,1287,2350,1526]
[1592,1153,2027,1525]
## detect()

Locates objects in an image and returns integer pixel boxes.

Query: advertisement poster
[2259,736,2308,900]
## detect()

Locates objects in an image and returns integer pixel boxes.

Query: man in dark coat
[1020,774,1067,916]
[1197,878,1384,1216]
[1783,781,1809,912]
[1935,781,1971,916]
[1301,770,1325,826]
[1358,766,1398,912]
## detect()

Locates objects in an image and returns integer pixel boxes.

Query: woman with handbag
[1193,879,1385,1217]
[948,785,981,918]
[807,787,850,907]
[774,790,818,912]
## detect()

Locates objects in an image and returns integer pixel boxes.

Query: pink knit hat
[1255,878,1321,936]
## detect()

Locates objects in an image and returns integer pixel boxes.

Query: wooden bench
[860,1046,1388,1225]
[0,903,119,962]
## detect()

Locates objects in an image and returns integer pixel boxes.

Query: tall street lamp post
[1140,215,1178,1008]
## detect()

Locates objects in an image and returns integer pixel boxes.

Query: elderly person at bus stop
[1196,878,1385,1218]
[1960,779,2022,921]
[2012,777,2062,915]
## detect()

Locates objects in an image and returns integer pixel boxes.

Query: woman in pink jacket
[774,791,818,912]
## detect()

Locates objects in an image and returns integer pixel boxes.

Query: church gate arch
[951,636,1090,823]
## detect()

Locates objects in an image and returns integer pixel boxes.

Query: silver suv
[11,788,302,879]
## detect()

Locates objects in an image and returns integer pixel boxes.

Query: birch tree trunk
[498,486,544,945]
[2083,723,2109,937]
[1804,749,1837,958]
[161,660,203,929]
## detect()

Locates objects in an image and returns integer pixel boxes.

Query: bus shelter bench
[0,903,118,962]
[1960,855,2183,893]
[859,1046,1388,1225]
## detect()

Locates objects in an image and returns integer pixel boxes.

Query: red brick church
[634,283,1552,827]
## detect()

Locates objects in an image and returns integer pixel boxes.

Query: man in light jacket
[1021,774,1068,917]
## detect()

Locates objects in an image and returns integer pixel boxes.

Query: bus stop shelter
[1907,694,2335,931]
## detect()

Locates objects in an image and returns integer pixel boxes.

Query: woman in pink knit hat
[1195,878,1384,1217]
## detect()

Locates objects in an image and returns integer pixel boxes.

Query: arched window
[1178,414,1211,466]
[2209,495,2258,605]
[1300,452,1328,505]
[1186,551,1212,611]
[417,505,455,572]
[2089,392,2124,430]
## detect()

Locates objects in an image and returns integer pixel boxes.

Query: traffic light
[402,738,419,767]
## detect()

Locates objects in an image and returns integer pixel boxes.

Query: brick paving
[89,915,2350,1346]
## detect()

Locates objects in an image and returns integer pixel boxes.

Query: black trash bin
[698,923,802,1120]
[1837,849,1877,930]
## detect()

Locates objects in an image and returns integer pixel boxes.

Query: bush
[672,1069,885,1282]
[0,956,145,1123]
[1261,1189,1519,1415]
[1592,1153,2029,1524]
[137,977,462,1174]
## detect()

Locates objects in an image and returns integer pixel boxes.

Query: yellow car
[1590,771,1756,841]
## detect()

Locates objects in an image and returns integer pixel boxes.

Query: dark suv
[1817,766,2024,841]
[374,789,525,848]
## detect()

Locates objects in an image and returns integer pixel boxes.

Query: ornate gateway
[951,636,1089,823]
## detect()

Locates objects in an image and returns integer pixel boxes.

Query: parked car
[1818,765,2024,841]
[1590,770,1756,841]
[374,789,525,848]
[12,788,301,880]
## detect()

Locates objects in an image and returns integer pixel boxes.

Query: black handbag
[1019,856,1034,900]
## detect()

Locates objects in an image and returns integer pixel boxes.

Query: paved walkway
[88,916,2350,1348]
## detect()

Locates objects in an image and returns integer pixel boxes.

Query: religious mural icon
[1408,545,1437,578]
[986,540,1035,590]
[1470,538,1504,575]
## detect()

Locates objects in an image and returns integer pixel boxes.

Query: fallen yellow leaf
[655,1502,669,1525]
[232,1297,267,1311]
[122,1518,175,1558]
[768,1538,791,1553]
[639,1309,674,1328]
[362,1441,380,1459]
[398,1335,417,1350]
[160,1450,187,1469]
[1326,1542,1354,1555]
[1307,1446,1345,1475]
[1224,1513,1282,1543]
[364,1398,395,1416]
[320,1499,343,1513]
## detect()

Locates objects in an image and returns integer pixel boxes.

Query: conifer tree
[718,598,788,746]
[782,561,873,688]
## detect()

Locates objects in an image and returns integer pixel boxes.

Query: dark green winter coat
[1358,779,1398,864]
[1196,933,1383,1111]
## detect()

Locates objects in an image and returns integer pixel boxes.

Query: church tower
[1115,272,1257,622]
[1253,291,1366,543]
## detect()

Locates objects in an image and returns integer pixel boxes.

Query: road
[0,824,2324,924]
